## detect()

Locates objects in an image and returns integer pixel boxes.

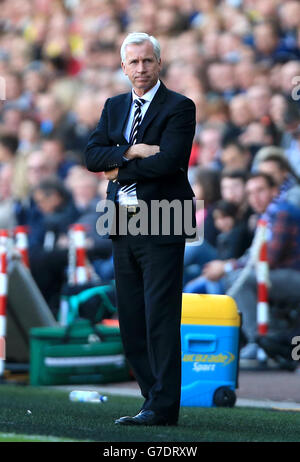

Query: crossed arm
[85,97,195,181]
[104,143,159,180]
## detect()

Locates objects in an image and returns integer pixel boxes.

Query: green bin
[30,319,131,386]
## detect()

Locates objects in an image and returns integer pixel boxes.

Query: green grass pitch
[0,385,299,442]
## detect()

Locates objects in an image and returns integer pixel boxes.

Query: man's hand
[104,167,119,181]
[125,144,159,160]
[202,260,225,281]
[104,144,159,181]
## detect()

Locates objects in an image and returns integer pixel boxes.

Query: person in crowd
[246,85,272,122]
[202,172,300,360]
[269,93,289,146]
[184,167,221,285]
[14,149,57,246]
[234,61,256,92]
[212,200,252,260]
[239,120,275,158]
[2,71,31,112]
[280,60,300,101]
[184,199,252,294]
[0,162,17,230]
[191,166,221,247]
[65,166,114,282]
[278,0,300,45]
[17,118,40,155]
[0,134,19,164]
[0,107,23,136]
[283,101,300,177]
[196,122,224,170]
[206,61,238,102]
[221,141,252,172]
[32,177,79,246]
[35,93,72,144]
[26,177,79,314]
[222,94,253,145]
[65,92,103,156]
[253,21,299,64]
[220,169,254,230]
[254,146,300,208]
[184,168,254,286]
[41,136,78,179]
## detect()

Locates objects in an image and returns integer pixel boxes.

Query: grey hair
[120,32,161,62]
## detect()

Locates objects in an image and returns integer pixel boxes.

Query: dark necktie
[129,98,145,144]
[119,98,145,203]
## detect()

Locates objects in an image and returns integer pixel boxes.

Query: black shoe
[115,410,177,426]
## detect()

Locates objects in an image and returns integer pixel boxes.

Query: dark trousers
[112,235,185,422]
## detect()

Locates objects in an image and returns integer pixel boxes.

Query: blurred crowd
[0,0,300,360]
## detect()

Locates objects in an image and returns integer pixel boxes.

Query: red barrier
[14,226,30,269]
[0,230,8,377]
[256,219,269,336]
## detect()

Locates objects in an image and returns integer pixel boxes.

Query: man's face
[258,160,287,186]
[254,24,278,54]
[246,177,277,214]
[221,145,248,171]
[33,190,62,214]
[213,210,235,233]
[121,41,161,96]
[221,178,246,205]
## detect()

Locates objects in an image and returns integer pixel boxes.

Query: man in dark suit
[85,32,196,426]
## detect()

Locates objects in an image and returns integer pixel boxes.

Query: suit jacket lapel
[116,92,132,143]
[137,82,167,143]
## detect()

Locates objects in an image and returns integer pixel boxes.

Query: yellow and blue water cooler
[181,294,241,407]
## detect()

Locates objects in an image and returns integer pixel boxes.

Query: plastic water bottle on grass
[69,390,108,403]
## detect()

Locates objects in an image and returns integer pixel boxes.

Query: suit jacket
[85,81,196,241]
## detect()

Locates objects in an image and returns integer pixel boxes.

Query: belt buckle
[127,205,137,215]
